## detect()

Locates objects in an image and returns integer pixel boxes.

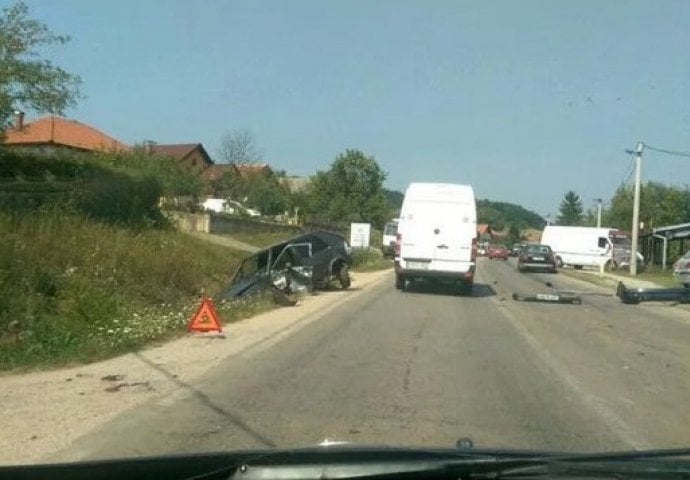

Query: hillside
[478,199,545,230]
[383,188,544,230]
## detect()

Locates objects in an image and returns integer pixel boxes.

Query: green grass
[0,209,272,371]
[561,266,680,288]
[609,266,680,287]
[351,247,393,272]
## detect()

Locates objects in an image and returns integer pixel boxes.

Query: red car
[487,245,510,260]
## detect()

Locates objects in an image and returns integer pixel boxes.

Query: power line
[622,156,635,185]
[644,144,690,157]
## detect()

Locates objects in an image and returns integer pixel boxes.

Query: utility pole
[594,198,603,228]
[630,142,644,276]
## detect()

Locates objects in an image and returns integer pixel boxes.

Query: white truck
[395,183,477,293]
[540,226,643,270]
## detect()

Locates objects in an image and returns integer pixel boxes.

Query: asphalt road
[61,258,690,459]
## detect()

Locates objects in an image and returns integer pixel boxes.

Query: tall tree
[0,1,81,127]
[605,182,690,231]
[217,129,262,164]
[307,149,388,227]
[557,191,584,225]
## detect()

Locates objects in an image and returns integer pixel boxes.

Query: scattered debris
[512,292,582,304]
[101,374,125,382]
[616,282,690,305]
[104,381,153,393]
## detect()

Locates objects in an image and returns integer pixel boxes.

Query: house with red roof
[2,112,128,154]
[150,143,214,174]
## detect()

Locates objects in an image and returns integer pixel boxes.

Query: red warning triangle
[187,296,223,333]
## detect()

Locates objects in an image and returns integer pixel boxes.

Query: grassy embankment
[0,150,271,371]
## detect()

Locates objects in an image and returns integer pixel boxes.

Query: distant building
[150,143,214,174]
[477,224,508,241]
[201,163,272,182]
[2,112,128,154]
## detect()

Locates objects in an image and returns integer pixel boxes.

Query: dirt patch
[0,269,390,465]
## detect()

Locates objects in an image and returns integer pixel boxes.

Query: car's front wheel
[336,264,351,289]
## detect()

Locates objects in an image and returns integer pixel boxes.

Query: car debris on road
[616,281,690,305]
[512,292,582,304]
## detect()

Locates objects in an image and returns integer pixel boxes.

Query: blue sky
[14,0,690,217]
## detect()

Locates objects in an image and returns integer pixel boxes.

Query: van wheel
[555,256,563,268]
[606,260,618,272]
[336,264,351,289]
[574,265,583,270]
[460,281,473,296]
[395,274,405,290]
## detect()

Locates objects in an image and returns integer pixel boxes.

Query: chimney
[14,111,24,130]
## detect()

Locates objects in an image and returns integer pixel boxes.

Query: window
[598,237,608,249]
[309,235,329,253]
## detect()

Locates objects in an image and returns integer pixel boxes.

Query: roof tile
[3,116,128,151]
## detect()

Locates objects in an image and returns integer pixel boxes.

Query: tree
[477,199,545,230]
[307,149,388,227]
[242,171,291,216]
[384,189,404,214]
[0,1,81,127]
[209,168,243,198]
[556,191,584,225]
[217,128,262,164]
[604,182,690,231]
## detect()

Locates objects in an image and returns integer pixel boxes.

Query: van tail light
[471,237,478,260]
[394,233,402,256]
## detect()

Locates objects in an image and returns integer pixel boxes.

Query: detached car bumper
[519,262,556,270]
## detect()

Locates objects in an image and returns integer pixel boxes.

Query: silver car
[673,250,690,287]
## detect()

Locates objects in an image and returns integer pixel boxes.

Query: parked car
[487,245,510,260]
[219,230,352,299]
[511,243,526,256]
[673,250,690,288]
[517,244,557,273]
[381,220,399,258]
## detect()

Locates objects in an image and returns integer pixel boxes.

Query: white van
[395,183,477,293]
[381,219,399,258]
[541,226,643,270]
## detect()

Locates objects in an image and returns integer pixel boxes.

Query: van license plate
[407,261,429,270]
[533,256,544,261]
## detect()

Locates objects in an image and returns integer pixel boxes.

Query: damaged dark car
[219,230,353,300]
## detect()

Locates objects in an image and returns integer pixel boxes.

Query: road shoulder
[0,269,391,465]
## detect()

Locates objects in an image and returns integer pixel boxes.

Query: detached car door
[270,242,314,293]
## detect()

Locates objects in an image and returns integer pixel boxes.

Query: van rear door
[431,202,475,265]
[401,200,475,267]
